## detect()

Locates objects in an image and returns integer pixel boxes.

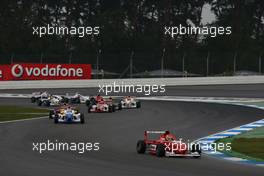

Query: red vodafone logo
[11,64,24,78]
[0,69,2,78]
[0,63,91,81]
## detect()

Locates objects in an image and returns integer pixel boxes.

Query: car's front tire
[62,97,69,103]
[54,115,59,124]
[49,111,54,119]
[137,140,146,154]
[80,113,85,124]
[86,100,91,107]
[108,105,113,113]
[37,100,42,106]
[156,144,165,157]
[45,101,50,107]
[31,97,36,103]
[136,101,141,108]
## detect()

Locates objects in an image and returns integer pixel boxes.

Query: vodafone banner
[0,63,91,81]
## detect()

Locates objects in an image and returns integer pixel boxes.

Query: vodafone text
[0,63,91,80]
[12,64,83,78]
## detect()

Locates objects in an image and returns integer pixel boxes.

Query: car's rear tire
[156,144,165,157]
[88,106,92,113]
[136,101,141,108]
[118,103,122,110]
[80,113,85,124]
[191,144,201,158]
[137,140,146,154]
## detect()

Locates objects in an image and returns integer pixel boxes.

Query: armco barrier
[1,76,264,90]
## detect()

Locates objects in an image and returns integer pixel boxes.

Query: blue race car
[50,106,85,124]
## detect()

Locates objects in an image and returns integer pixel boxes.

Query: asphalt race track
[2,83,264,97]
[0,85,264,176]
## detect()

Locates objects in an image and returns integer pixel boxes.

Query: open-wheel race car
[86,95,121,113]
[120,96,141,109]
[63,93,90,104]
[36,95,66,107]
[136,131,201,158]
[30,91,49,103]
[49,105,85,124]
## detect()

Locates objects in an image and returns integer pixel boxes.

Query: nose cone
[66,113,73,122]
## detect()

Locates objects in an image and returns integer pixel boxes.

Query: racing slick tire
[108,105,114,113]
[61,97,69,103]
[191,144,202,158]
[80,113,85,124]
[112,105,116,112]
[54,115,59,124]
[37,100,42,106]
[71,98,81,104]
[45,101,50,107]
[136,101,141,108]
[136,140,146,154]
[85,100,91,107]
[118,103,122,110]
[156,144,165,157]
[49,110,54,119]
[88,105,92,113]
[31,97,36,103]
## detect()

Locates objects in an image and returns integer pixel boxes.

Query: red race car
[136,131,201,158]
[87,96,116,113]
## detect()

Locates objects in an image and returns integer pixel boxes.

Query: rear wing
[144,130,169,140]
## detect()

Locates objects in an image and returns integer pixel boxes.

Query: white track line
[0,116,48,124]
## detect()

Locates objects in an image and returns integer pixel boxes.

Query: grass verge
[216,127,264,162]
[0,105,48,122]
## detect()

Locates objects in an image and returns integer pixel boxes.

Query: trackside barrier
[1,76,264,90]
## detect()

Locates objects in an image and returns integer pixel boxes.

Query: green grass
[216,127,264,162]
[0,105,49,122]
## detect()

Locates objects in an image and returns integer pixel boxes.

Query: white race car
[64,93,90,104]
[120,96,141,109]
[37,95,65,107]
[31,91,49,103]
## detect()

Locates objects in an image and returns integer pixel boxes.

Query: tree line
[0,0,263,75]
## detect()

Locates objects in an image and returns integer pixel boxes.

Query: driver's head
[165,134,174,142]
[164,131,170,135]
